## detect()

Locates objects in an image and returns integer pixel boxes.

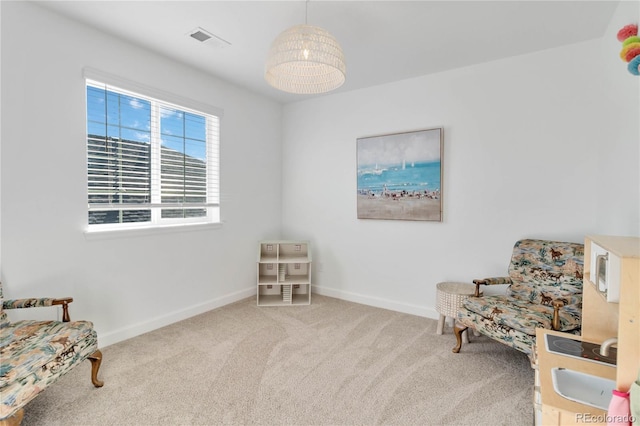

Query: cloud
[135,132,150,142]
[160,107,183,120]
[129,98,146,109]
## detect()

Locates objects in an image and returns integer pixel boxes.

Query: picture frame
[357,127,443,221]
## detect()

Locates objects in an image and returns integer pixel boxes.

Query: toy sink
[551,368,616,410]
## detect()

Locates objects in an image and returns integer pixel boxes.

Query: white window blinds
[85,70,221,229]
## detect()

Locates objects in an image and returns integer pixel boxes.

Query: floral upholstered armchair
[452,239,584,357]
[0,282,103,425]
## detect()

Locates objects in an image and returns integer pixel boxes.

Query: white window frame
[84,68,222,233]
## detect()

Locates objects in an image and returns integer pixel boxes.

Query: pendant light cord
[305,0,309,25]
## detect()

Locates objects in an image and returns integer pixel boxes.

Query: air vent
[187,27,231,49]
[190,29,212,42]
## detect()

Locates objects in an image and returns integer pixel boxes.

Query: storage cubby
[257,241,311,306]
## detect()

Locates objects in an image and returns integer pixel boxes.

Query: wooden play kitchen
[535,235,639,425]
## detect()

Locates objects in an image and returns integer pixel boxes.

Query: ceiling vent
[187,27,231,48]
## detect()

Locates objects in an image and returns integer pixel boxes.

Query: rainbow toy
[617,24,640,76]
[617,24,638,42]
[629,56,640,76]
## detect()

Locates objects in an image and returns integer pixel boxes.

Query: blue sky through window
[87,86,152,144]
[160,107,206,161]
[87,85,207,160]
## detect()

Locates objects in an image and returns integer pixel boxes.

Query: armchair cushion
[457,305,580,354]
[0,320,97,387]
[462,296,581,336]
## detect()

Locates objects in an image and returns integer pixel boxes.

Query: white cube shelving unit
[257,241,311,306]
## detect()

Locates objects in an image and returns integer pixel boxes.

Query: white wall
[596,0,640,235]
[0,2,283,346]
[0,2,3,279]
[281,33,639,318]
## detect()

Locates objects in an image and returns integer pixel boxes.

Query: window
[85,73,220,230]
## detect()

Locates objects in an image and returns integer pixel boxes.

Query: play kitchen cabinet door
[257,241,312,306]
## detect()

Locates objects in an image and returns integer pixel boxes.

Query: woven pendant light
[265,3,346,94]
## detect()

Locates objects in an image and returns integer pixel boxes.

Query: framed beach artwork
[357,127,443,221]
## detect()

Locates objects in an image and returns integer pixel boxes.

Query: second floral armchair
[452,239,584,357]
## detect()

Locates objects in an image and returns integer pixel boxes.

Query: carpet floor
[22,295,533,425]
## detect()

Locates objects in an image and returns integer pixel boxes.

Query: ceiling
[34,0,619,104]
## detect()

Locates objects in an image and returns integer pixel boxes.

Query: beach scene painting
[357,128,443,221]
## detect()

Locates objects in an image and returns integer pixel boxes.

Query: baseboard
[98,286,255,348]
[99,285,440,347]
[312,284,440,320]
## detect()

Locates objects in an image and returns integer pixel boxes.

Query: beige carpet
[22,295,533,425]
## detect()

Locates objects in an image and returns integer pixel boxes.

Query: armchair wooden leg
[0,408,24,426]
[88,350,104,388]
[452,324,469,353]
[551,300,563,331]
